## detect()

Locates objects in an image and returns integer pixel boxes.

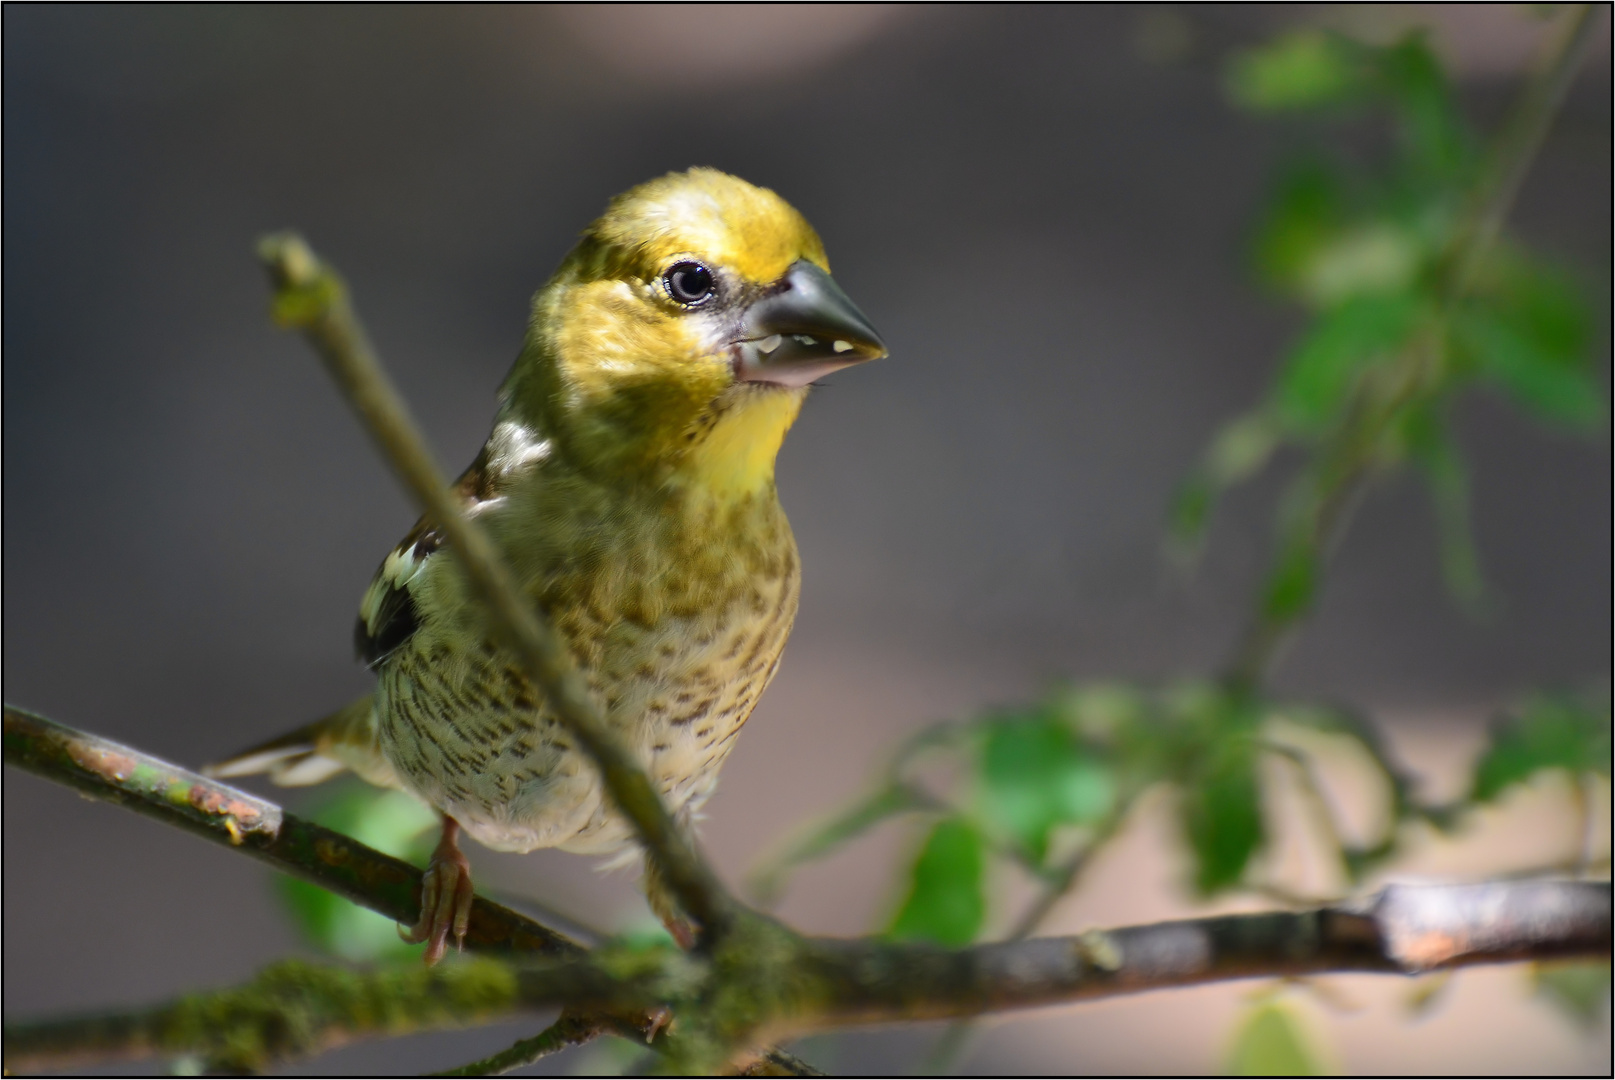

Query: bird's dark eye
[664,261,715,305]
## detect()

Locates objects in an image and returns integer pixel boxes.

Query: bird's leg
[663,913,699,952]
[642,852,700,951]
[400,815,475,965]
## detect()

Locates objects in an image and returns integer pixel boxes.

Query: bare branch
[921,805,1134,1071]
[423,1012,825,1078]
[254,234,731,937]
[790,880,1611,1028]
[424,1012,607,1078]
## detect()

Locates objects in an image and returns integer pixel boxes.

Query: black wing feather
[355,526,442,668]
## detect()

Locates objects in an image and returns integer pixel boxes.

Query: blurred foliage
[751,13,1609,1072]
[1224,1002,1326,1077]
[757,667,1605,1047]
[1176,29,1604,621]
[751,680,1435,927]
[1226,30,1370,113]
[977,706,1115,863]
[277,785,437,962]
[1532,959,1614,1033]
[1470,690,1611,804]
[1403,970,1456,1020]
[887,818,986,947]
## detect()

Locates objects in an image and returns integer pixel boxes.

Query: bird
[207,167,886,963]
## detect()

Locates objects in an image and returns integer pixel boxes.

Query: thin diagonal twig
[1446,3,1602,298]
[425,1011,608,1077]
[257,234,732,938]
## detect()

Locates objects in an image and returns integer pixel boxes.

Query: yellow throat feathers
[681,386,805,498]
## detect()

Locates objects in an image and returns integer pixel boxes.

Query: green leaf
[1227,31,1367,112]
[1207,412,1284,484]
[1056,682,1148,744]
[1471,694,1612,803]
[1301,222,1422,307]
[1254,160,1350,298]
[978,713,1114,863]
[1225,1003,1326,1076]
[1483,253,1589,359]
[1276,293,1423,432]
[1169,474,1216,550]
[1377,34,1474,183]
[887,818,986,947]
[1254,162,1428,308]
[1400,404,1487,609]
[1533,960,1613,1033]
[1180,727,1264,894]
[1262,541,1319,623]
[1512,266,1590,362]
[1455,304,1604,430]
[277,786,438,961]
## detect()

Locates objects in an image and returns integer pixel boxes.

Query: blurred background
[3,4,1609,1074]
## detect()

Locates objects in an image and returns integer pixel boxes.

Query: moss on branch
[3,958,523,1074]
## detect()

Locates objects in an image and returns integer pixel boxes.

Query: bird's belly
[375,565,798,856]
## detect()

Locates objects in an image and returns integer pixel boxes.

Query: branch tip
[257,231,321,290]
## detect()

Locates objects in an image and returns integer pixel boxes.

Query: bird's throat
[680,386,806,498]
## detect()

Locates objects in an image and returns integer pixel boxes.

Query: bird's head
[505,168,885,496]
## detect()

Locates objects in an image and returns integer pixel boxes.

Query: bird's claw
[643,1006,674,1043]
[400,818,474,965]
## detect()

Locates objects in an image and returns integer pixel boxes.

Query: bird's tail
[203,694,401,789]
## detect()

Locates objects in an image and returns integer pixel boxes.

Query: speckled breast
[374,491,800,857]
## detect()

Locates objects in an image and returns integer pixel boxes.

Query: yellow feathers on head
[504,168,880,496]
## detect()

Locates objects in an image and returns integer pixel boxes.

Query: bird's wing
[206,419,553,791]
[355,415,559,667]
[354,438,509,669]
[355,515,443,668]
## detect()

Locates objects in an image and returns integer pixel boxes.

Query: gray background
[4,5,1609,1074]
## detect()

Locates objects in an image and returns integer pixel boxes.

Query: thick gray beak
[734,260,887,388]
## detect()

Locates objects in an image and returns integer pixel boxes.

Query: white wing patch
[485,421,552,476]
[355,419,549,664]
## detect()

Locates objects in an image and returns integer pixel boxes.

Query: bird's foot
[400,816,474,965]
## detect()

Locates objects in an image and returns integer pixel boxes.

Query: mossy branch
[2,958,527,1075]
[2,706,580,959]
[6,707,1609,1071]
[1,707,819,1076]
[6,858,1606,1073]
